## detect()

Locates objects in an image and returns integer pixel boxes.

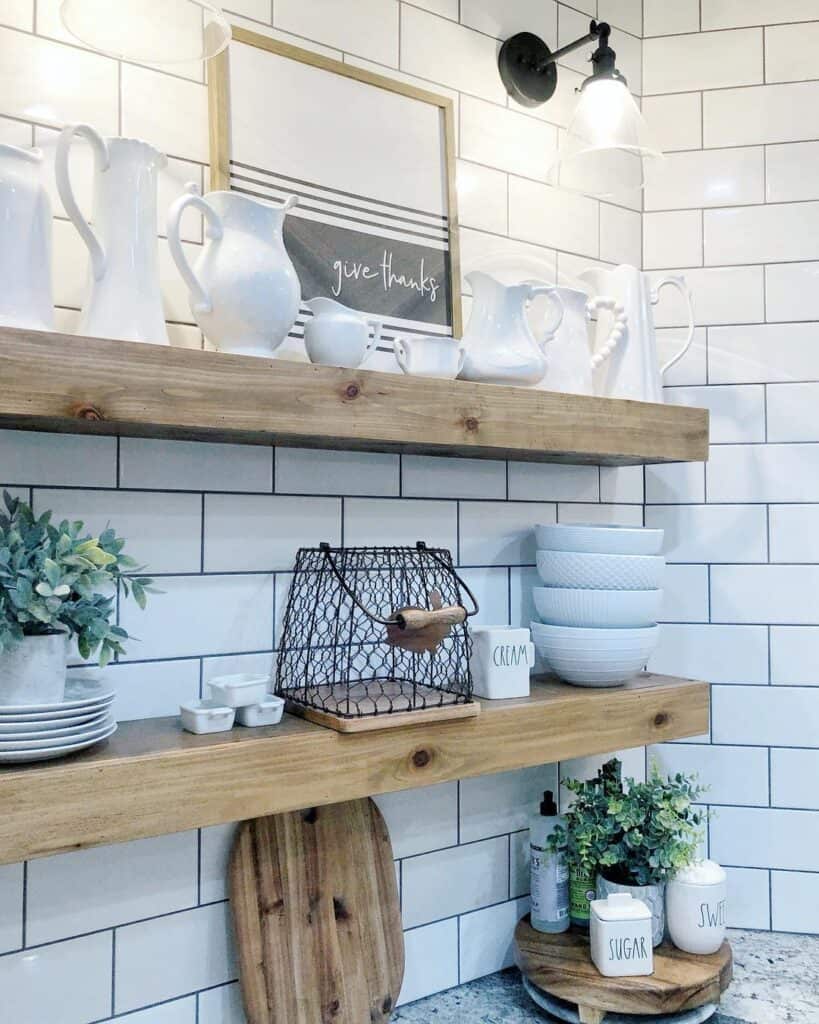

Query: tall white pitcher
[580,265,694,403]
[56,124,169,345]
[0,144,53,331]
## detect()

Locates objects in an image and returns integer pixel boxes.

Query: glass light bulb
[549,77,663,198]
[59,0,231,64]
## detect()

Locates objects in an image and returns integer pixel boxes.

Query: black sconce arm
[498,18,622,108]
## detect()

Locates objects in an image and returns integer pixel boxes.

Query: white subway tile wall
[646,2,819,939]
[0,4,648,1016]
[2,2,818,1018]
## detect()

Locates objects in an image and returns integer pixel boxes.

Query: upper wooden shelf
[0,674,709,865]
[0,329,708,465]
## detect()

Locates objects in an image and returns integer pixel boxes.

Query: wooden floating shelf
[0,674,709,866]
[0,329,709,465]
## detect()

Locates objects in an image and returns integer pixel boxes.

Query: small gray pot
[0,632,68,706]
[596,873,666,947]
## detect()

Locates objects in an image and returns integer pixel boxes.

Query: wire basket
[276,542,480,732]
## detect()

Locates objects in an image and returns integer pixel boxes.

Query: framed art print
[208,27,462,365]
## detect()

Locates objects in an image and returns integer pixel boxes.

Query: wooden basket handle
[393,606,467,631]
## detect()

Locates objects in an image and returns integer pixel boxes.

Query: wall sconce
[59,0,231,64]
[498,19,661,197]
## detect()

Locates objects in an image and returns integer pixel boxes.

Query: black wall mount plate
[498,31,558,107]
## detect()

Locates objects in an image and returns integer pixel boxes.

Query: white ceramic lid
[672,860,727,885]
[208,673,270,691]
[253,694,284,708]
[180,699,232,713]
[590,892,652,921]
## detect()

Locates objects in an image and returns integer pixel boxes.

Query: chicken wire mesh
[276,542,478,721]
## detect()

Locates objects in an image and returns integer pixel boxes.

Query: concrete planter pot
[596,872,666,947]
[0,632,68,706]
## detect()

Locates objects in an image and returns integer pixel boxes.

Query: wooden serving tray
[514,916,733,1023]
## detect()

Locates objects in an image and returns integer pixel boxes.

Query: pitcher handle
[586,296,627,370]
[55,123,109,282]
[393,336,411,374]
[167,183,223,315]
[652,275,694,376]
[364,318,383,357]
[526,283,564,350]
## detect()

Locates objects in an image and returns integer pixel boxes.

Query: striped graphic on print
[230,160,450,248]
[228,159,454,337]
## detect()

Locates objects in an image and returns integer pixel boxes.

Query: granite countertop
[392,929,819,1024]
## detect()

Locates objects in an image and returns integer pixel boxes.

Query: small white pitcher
[167,185,301,357]
[303,297,382,368]
[0,144,54,331]
[56,124,169,345]
[581,264,694,403]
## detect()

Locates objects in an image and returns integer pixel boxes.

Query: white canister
[468,626,534,699]
[590,892,654,978]
[666,860,727,955]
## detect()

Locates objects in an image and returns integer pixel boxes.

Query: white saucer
[522,977,718,1023]
[0,677,115,714]
[0,698,114,724]
[0,711,111,743]
[0,716,115,751]
[0,722,117,763]
[0,708,108,732]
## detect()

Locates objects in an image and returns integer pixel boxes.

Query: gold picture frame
[208,26,462,339]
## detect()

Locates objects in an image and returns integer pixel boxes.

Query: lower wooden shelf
[0,673,708,866]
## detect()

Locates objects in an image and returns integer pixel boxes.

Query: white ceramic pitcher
[303,297,382,368]
[580,265,694,403]
[459,271,564,387]
[536,285,626,396]
[56,124,169,345]
[167,185,301,357]
[0,144,54,331]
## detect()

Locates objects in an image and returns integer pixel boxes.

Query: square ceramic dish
[207,673,270,708]
[180,700,235,734]
[236,695,285,727]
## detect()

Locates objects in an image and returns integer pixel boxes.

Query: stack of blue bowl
[531,523,665,687]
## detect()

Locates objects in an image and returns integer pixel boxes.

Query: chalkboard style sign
[208,28,461,366]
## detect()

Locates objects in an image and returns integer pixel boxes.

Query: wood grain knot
[333,897,350,921]
[381,996,394,1014]
[412,749,431,768]
[326,998,341,1017]
[654,712,669,728]
[344,383,360,399]
[464,416,479,432]
[303,807,318,824]
[70,403,105,422]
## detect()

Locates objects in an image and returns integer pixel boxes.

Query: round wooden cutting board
[515,916,732,1023]
[229,799,404,1024]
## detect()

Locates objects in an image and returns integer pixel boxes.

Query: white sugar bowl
[667,860,727,955]
[590,892,653,978]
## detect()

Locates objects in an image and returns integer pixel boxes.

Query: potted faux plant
[0,492,153,705]
[594,762,706,945]
[548,758,706,943]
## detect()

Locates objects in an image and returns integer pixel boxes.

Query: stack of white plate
[0,677,116,764]
[531,523,665,688]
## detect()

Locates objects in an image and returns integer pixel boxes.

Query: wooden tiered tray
[515,916,733,1023]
